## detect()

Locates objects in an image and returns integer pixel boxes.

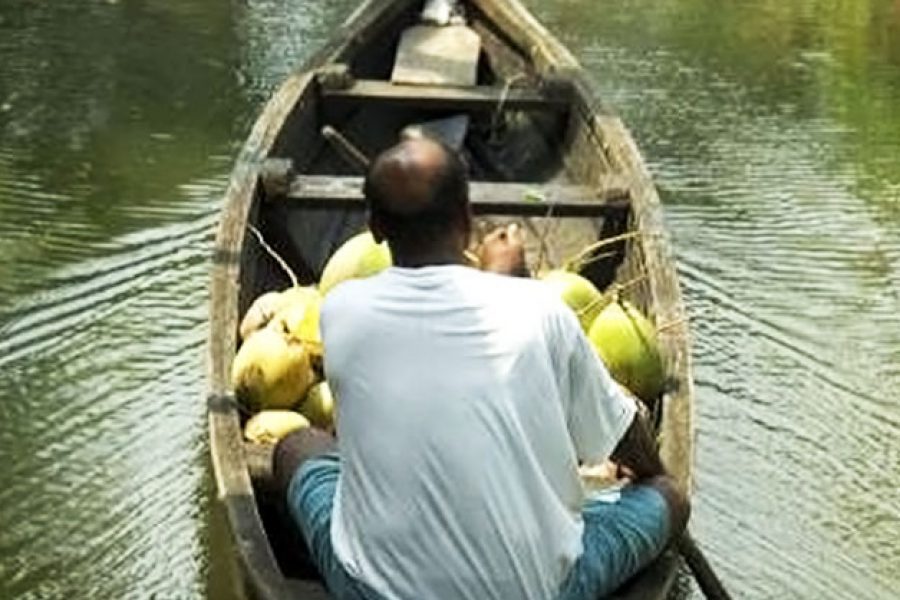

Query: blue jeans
[558,485,671,599]
[287,454,669,600]
[286,453,383,600]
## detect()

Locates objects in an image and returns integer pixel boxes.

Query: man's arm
[480,223,666,482]
[611,408,692,540]
[609,409,665,481]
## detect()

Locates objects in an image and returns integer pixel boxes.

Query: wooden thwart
[323,79,569,112]
[273,175,629,217]
[391,25,481,86]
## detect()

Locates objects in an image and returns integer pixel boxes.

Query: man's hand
[478,223,529,277]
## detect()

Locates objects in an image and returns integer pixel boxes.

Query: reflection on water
[529,0,900,597]
[0,0,242,597]
[0,0,898,598]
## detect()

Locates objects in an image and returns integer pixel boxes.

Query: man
[274,138,689,599]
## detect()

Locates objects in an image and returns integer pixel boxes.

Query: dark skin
[275,139,687,543]
[365,138,529,274]
[366,138,472,268]
[611,412,690,537]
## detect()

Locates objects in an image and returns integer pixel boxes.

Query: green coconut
[319,231,391,295]
[588,299,665,403]
[231,326,316,411]
[540,269,607,332]
[244,410,310,445]
[298,381,336,431]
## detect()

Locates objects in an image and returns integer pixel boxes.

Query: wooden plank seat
[391,25,482,86]
[272,174,629,217]
[321,79,571,112]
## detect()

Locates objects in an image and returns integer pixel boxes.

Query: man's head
[364,138,471,265]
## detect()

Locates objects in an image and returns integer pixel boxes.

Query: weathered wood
[209,69,326,600]
[314,63,355,90]
[470,17,536,82]
[678,533,734,600]
[595,114,694,496]
[391,25,481,86]
[470,0,580,75]
[321,126,370,171]
[322,79,570,111]
[245,441,277,495]
[277,175,629,217]
[259,158,295,197]
[210,2,696,600]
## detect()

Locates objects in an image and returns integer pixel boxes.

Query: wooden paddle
[678,531,732,599]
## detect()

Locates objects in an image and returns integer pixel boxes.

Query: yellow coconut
[540,269,607,332]
[240,286,322,343]
[244,410,310,445]
[270,287,323,349]
[588,299,665,403]
[319,231,391,295]
[298,381,336,430]
[231,326,316,411]
[239,291,287,342]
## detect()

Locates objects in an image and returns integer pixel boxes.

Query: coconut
[588,299,665,403]
[540,269,607,332]
[270,287,323,350]
[239,291,287,342]
[244,410,310,445]
[231,326,316,411]
[240,286,321,343]
[319,231,391,295]
[298,381,336,430]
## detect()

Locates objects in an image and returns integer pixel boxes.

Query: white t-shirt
[321,265,636,600]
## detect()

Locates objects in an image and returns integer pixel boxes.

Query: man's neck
[393,254,468,269]
[391,246,467,269]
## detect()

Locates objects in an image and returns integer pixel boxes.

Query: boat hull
[208,1,693,598]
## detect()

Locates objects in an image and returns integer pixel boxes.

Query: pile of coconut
[233,232,389,444]
[232,229,665,446]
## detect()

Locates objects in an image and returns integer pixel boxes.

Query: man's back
[322,265,634,600]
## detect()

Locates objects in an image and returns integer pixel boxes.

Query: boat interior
[238,0,645,319]
[230,0,673,594]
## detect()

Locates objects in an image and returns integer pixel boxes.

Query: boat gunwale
[208,2,423,596]
[208,0,694,598]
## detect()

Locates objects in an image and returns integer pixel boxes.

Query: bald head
[364,138,471,264]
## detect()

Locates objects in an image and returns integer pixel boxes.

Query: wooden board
[391,25,481,86]
[323,79,569,111]
[210,2,694,600]
[277,175,630,218]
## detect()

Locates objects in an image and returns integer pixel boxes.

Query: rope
[247,223,299,288]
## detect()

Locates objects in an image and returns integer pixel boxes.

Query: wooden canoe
[207,0,694,598]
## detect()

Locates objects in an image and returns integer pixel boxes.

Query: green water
[0,0,897,597]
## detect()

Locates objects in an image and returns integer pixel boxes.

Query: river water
[0,1,897,598]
